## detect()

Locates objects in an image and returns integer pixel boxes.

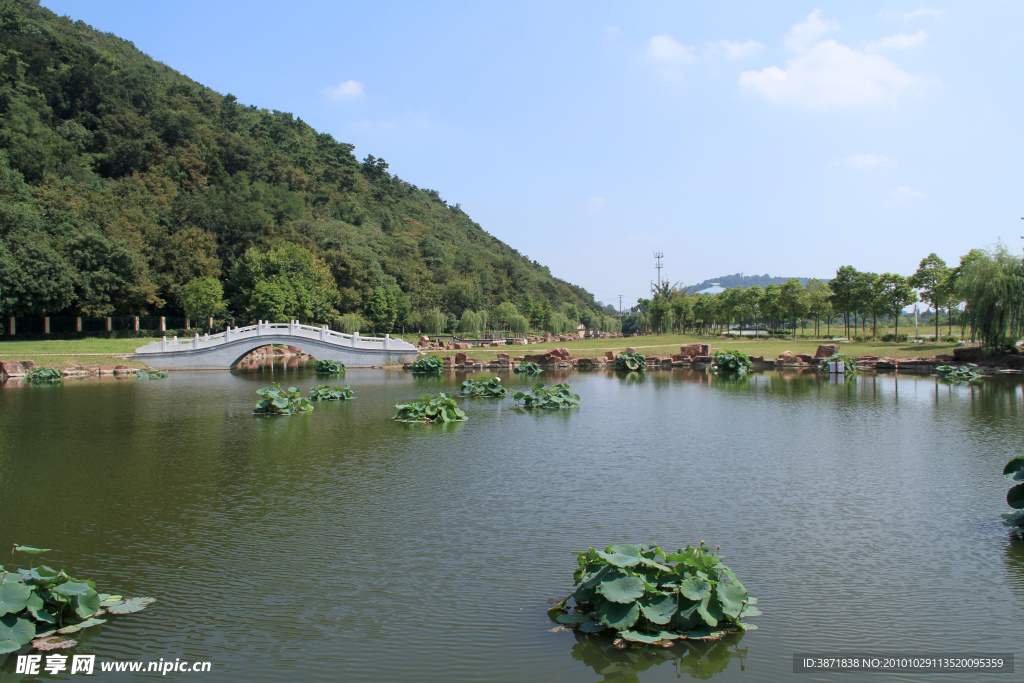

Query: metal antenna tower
[653,251,664,290]
[618,294,623,316]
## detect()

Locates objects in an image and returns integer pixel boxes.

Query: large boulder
[953,346,984,362]
[813,344,840,359]
[0,360,34,378]
[455,352,467,364]
[680,343,710,356]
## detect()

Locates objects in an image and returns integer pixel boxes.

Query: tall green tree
[180,276,226,320]
[876,273,916,340]
[231,242,339,323]
[805,279,831,338]
[778,279,809,337]
[743,285,763,337]
[957,246,1024,350]
[909,253,950,341]
[829,265,858,339]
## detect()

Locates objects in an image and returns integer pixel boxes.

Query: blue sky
[41,1,1024,309]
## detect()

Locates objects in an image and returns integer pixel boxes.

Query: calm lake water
[1,366,1023,682]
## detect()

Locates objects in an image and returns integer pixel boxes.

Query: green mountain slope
[0,0,599,332]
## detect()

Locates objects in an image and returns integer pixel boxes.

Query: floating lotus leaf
[598,576,645,604]
[105,597,156,615]
[513,361,542,374]
[556,614,590,625]
[73,592,102,620]
[0,639,20,654]
[577,620,606,633]
[615,353,646,372]
[697,594,723,627]
[460,377,507,397]
[620,630,666,644]
[53,582,90,597]
[99,594,123,606]
[313,359,346,375]
[57,617,106,634]
[254,383,314,416]
[410,357,444,374]
[0,614,36,647]
[14,546,51,555]
[597,600,640,630]
[0,582,32,616]
[32,636,77,651]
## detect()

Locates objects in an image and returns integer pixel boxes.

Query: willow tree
[958,246,1024,351]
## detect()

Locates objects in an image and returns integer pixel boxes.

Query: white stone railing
[134,320,417,354]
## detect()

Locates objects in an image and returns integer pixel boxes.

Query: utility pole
[653,251,664,291]
[618,294,623,317]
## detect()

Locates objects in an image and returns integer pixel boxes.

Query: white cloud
[710,39,765,60]
[867,31,928,52]
[890,185,924,199]
[585,196,607,214]
[647,34,696,63]
[879,6,944,22]
[323,80,364,100]
[738,11,922,108]
[785,9,838,51]
[829,153,896,168]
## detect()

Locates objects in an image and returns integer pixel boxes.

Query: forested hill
[684,273,813,293]
[0,0,599,331]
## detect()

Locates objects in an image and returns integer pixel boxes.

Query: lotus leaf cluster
[711,351,753,375]
[25,368,61,384]
[615,352,646,372]
[0,546,155,654]
[513,361,542,374]
[460,377,507,397]
[309,384,354,401]
[936,363,983,383]
[136,368,168,380]
[254,383,313,415]
[411,357,444,374]
[393,392,467,423]
[513,382,579,409]
[314,359,346,375]
[1003,457,1024,532]
[548,543,760,646]
[817,354,857,375]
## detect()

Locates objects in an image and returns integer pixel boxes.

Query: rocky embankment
[403,343,1023,374]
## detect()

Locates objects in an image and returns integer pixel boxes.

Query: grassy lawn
[0,333,959,370]
[416,333,959,362]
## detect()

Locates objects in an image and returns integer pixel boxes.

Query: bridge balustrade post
[193,333,199,350]
[384,334,390,350]
[161,337,166,352]
[352,331,359,347]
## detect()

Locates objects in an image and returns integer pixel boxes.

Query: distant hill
[684,273,813,294]
[0,0,598,327]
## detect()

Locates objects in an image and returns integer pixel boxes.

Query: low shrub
[880,333,908,343]
[615,352,646,372]
[460,377,507,397]
[254,383,313,415]
[513,361,542,374]
[711,351,753,375]
[548,542,760,645]
[513,382,579,409]
[309,384,354,400]
[410,357,444,374]
[818,353,857,374]
[941,335,959,343]
[0,545,156,654]
[313,359,345,375]
[25,368,62,384]
[393,392,466,423]
[936,364,983,383]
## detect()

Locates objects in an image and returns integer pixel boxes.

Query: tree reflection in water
[570,630,746,682]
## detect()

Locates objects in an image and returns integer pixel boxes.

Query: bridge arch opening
[231,344,315,370]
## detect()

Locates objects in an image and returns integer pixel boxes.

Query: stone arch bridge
[134,320,420,370]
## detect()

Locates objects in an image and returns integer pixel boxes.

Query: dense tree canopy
[0,0,600,328]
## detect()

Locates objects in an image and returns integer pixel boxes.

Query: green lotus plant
[548,542,760,646]
[817,354,857,375]
[513,361,542,374]
[1003,457,1024,532]
[615,352,646,372]
[254,383,313,415]
[460,377,507,397]
[711,351,753,375]
[936,363,983,383]
[0,545,155,654]
[411,356,444,374]
[314,359,346,375]
[24,368,61,384]
[309,384,354,401]
[393,392,467,423]
[513,382,579,409]
[136,368,168,380]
